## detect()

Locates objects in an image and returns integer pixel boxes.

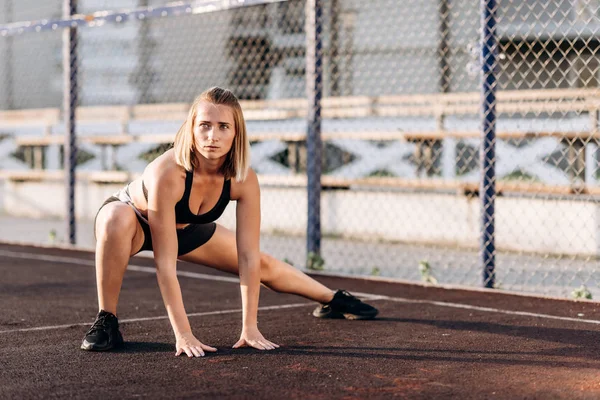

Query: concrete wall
[3,179,599,257]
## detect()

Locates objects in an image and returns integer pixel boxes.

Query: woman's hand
[175,332,217,357]
[232,326,280,350]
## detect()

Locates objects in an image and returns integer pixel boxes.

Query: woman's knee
[260,253,277,281]
[96,204,137,241]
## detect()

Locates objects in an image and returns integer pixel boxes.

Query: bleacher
[1,88,599,195]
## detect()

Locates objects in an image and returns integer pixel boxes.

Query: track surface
[1,243,600,399]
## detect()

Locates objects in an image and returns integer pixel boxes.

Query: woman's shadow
[115,341,174,353]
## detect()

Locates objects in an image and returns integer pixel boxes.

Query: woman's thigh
[177,224,239,274]
[95,201,146,257]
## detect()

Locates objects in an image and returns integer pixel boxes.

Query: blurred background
[1,0,600,299]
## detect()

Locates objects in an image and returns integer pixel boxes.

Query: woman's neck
[193,156,223,176]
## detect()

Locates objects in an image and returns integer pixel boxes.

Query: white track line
[0,249,382,293]
[0,249,241,283]
[376,296,600,325]
[0,303,313,335]
[0,250,97,266]
[2,249,600,331]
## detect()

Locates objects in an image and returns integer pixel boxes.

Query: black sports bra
[142,170,231,224]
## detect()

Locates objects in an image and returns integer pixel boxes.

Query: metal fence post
[305,0,323,263]
[438,0,450,93]
[63,0,78,245]
[4,0,14,109]
[480,0,497,288]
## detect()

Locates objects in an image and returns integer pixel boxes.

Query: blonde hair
[173,87,250,182]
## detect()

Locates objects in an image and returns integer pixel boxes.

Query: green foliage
[500,169,538,182]
[418,260,438,284]
[370,266,381,276]
[571,285,593,300]
[306,251,325,271]
[368,169,396,178]
[12,146,94,168]
[48,229,57,244]
[283,258,294,267]
[139,143,173,163]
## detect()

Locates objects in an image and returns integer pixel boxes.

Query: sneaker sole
[342,312,378,320]
[81,341,114,351]
[313,310,379,320]
[312,309,344,319]
[80,335,124,352]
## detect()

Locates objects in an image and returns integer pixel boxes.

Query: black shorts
[95,196,217,256]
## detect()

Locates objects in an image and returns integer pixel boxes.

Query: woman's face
[192,101,236,163]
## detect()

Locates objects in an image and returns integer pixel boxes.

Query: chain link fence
[1,0,600,299]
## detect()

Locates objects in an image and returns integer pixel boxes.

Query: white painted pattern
[329,139,416,178]
[460,137,571,184]
[3,134,586,184]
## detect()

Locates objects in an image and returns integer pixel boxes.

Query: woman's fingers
[254,341,273,351]
[255,339,278,350]
[180,340,278,352]
[266,341,278,350]
[191,346,204,357]
[201,344,218,352]
[175,339,218,357]
[179,340,279,354]
[260,341,274,350]
[175,346,208,357]
[232,336,280,351]
[252,341,266,350]
[266,340,280,348]
[234,339,266,350]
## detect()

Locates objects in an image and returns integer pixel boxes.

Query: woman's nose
[206,128,215,140]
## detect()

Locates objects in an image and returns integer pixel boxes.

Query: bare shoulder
[230,168,259,202]
[143,149,186,200]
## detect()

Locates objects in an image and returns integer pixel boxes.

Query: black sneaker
[313,290,379,320]
[81,310,124,351]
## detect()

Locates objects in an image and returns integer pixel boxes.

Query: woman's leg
[94,202,146,315]
[178,224,334,304]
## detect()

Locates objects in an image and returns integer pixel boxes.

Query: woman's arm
[232,169,279,350]
[146,161,216,357]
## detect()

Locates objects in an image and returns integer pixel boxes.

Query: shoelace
[339,290,361,304]
[86,314,112,335]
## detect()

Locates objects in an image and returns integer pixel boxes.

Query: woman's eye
[200,123,209,128]
[220,125,228,130]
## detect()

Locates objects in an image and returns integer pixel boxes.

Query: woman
[81,87,378,357]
